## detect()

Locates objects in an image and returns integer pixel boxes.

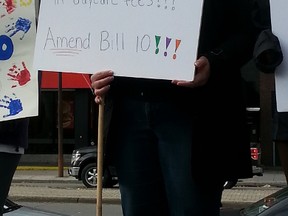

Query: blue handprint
[6,17,31,40]
[0,93,23,118]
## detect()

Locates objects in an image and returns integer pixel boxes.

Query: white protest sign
[0,0,38,122]
[270,0,288,112]
[33,0,203,81]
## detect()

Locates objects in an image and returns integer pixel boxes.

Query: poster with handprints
[33,0,203,81]
[270,0,288,112]
[0,0,38,122]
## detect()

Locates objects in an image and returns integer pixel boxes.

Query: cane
[96,96,105,216]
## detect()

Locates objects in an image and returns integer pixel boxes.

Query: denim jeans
[112,98,203,216]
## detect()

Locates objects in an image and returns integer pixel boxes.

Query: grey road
[18,202,121,216]
[16,201,247,216]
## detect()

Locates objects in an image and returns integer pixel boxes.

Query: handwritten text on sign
[34,0,203,81]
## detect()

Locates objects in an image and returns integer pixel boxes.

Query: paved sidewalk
[9,167,288,205]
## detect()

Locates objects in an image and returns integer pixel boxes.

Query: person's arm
[172,0,258,88]
[203,1,257,71]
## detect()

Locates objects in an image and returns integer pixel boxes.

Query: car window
[240,187,288,215]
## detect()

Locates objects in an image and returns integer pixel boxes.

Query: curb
[17,166,68,170]
[10,196,121,205]
[7,195,257,206]
[12,178,287,188]
[8,194,254,206]
[236,182,286,188]
[12,179,78,184]
[12,166,285,207]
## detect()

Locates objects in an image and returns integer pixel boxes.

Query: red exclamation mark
[164,37,172,57]
[155,35,161,54]
[173,39,181,60]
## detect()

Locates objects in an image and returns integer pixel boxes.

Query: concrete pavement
[9,167,288,206]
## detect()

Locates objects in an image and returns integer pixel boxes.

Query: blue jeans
[112,98,202,216]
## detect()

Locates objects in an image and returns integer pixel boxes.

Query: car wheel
[223,179,238,189]
[81,163,112,188]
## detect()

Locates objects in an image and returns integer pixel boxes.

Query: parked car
[223,144,263,189]
[69,106,263,189]
[68,146,118,188]
[240,186,288,215]
[224,107,263,189]
[69,144,263,189]
[4,198,68,215]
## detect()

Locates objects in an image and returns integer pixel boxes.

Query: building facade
[27,72,98,155]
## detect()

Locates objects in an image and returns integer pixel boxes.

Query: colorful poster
[0,0,38,121]
[270,0,288,112]
[33,0,203,81]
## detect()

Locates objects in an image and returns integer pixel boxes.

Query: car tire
[223,179,238,189]
[81,163,112,188]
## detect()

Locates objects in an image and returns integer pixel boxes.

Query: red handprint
[0,0,16,18]
[7,62,31,88]
[5,0,15,14]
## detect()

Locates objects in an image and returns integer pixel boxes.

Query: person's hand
[90,70,114,104]
[171,56,210,88]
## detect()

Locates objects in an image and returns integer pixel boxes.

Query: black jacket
[0,118,29,149]
[192,0,261,180]
[105,0,261,180]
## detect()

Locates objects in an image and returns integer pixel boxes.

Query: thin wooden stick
[97,97,105,216]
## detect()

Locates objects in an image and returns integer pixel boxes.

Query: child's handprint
[6,17,31,40]
[7,62,31,88]
[0,93,23,118]
[20,0,33,7]
[0,0,16,18]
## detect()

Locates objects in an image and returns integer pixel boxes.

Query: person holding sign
[0,1,40,215]
[0,118,29,216]
[91,0,259,215]
[252,0,287,185]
